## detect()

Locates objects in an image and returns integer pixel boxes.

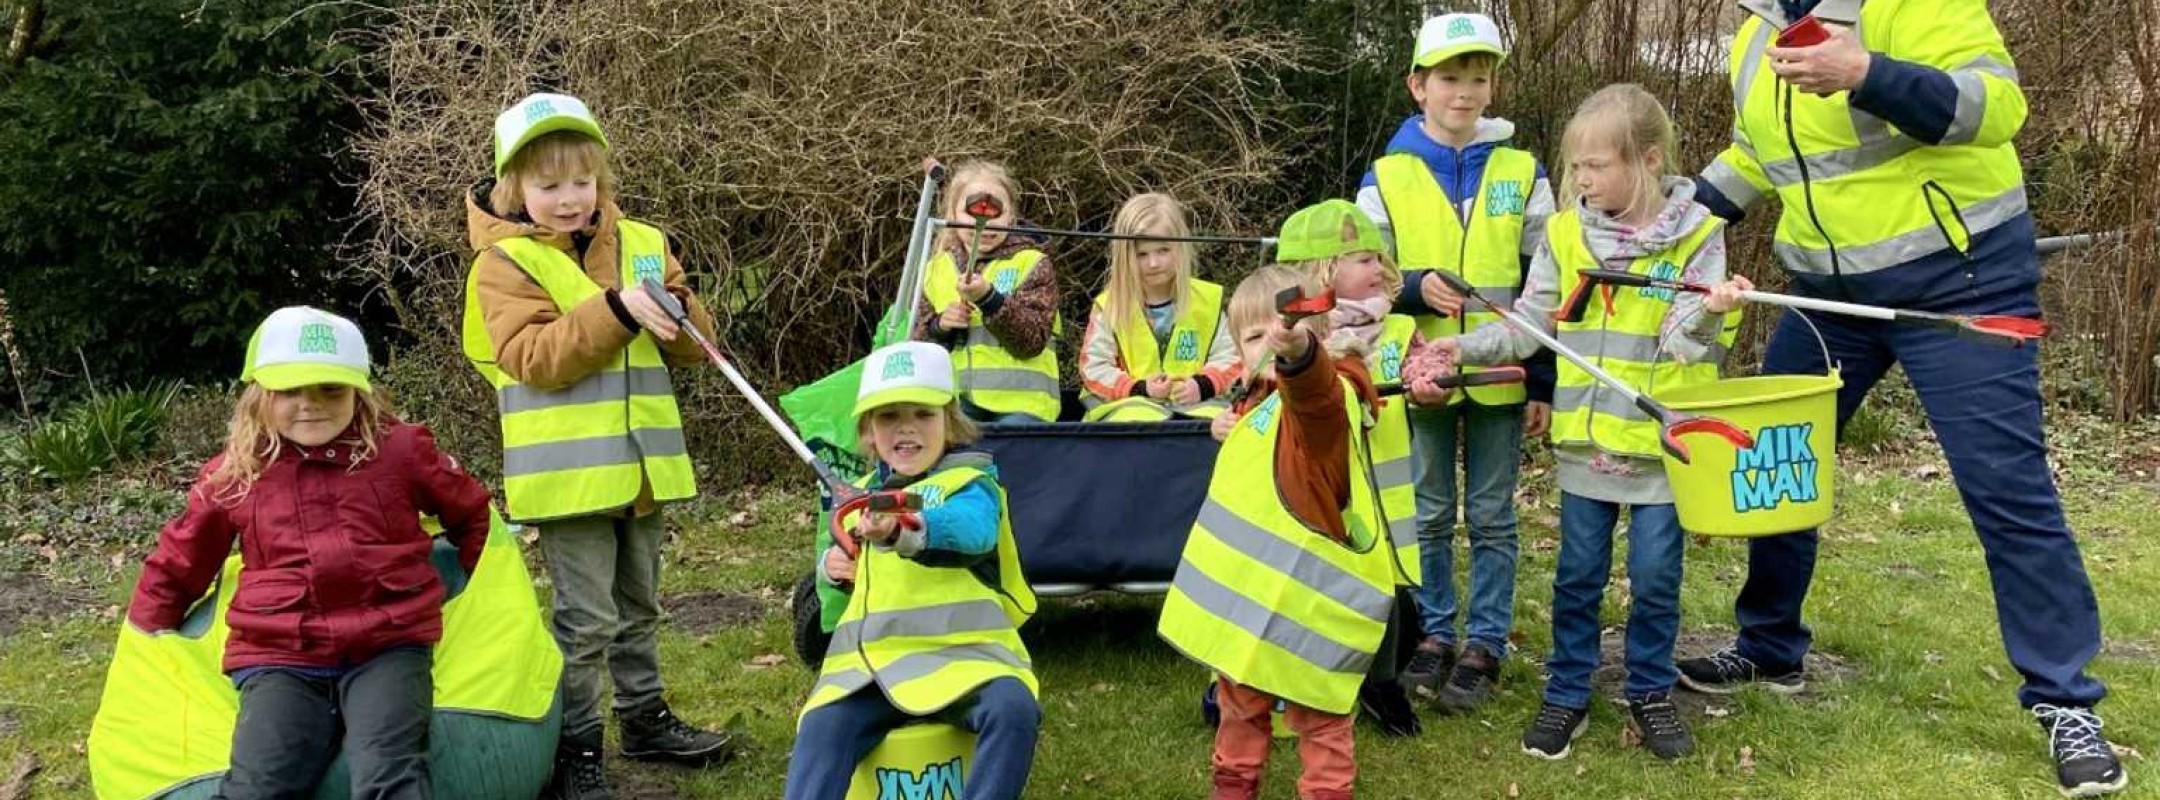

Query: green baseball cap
[854,342,956,418]
[1275,200,1386,263]
[493,92,610,177]
[242,306,372,391]
[1412,13,1508,71]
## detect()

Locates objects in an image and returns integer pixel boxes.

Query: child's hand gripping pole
[1428,270,1752,464]
[941,193,1007,350]
[635,279,868,502]
[1557,269,2048,348]
[1223,287,1337,407]
[829,490,924,558]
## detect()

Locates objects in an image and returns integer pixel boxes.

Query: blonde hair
[1286,251,1404,303]
[1559,83,1676,221]
[1228,265,1327,371]
[934,160,1020,254]
[1102,193,1196,341]
[204,383,393,506]
[853,402,982,462]
[490,131,616,219]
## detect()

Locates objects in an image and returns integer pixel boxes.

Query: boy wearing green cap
[461,92,736,799]
[1356,11,1557,715]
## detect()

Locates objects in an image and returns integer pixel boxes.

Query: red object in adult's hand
[1776,15,1831,47]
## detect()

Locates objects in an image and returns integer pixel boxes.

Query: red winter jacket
[127,420,493,673]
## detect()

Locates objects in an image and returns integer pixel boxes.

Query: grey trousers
[538,511,669,739]
[217,647,433,800]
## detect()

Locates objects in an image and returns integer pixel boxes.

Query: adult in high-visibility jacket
[912,161,1063,423]
[787,342,1041,800]
[1159,266,1394,800]
[1356,11,1556,716]
[1079,194,1239,422]
[1685,3,2124,792]
[463,92,737,799]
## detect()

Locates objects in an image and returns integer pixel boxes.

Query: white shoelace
[2034,704,2113,763]
[1705,646,1757,676]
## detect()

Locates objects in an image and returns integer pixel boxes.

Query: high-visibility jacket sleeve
[1695,139,1774,223]
[1849,0,2026,147]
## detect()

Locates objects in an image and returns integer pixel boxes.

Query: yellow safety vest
[1365,315,1421,587]
[1374,148,1536,406]
[924,250,1062,421]
[1704,0,2030,278]
[1156,379,1395,715]
[1084,279,1229,422]
[88,509,562,800]
[1547,211,1740,459]
[803,461,1038,717]
[460,220,697,523]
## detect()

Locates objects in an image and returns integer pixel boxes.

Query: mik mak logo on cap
[882,352,918,381]
[524,98,557,123]
[296,322,340,355]
[1447,17,1475,38]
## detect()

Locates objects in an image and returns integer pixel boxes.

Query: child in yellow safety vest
[1079,192,1239,421]
[460,92,739,798]
[910,160,1062,423]
[1160,265,1390,800]
[788,341,1041,800]
[1435,84,1751,763]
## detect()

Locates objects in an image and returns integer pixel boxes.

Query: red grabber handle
[1639,392,1756,465]
[828,491,925,558]
[964,194,1005,221]
[1556,269,1708,322]
[1277,286,1337,322]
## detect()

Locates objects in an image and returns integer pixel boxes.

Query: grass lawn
[4,442,2160,799]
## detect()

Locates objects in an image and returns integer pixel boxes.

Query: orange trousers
[1210,677,1355,800]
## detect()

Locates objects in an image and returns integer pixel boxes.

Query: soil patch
[1583,629,1864,715]
[0,571,99,638]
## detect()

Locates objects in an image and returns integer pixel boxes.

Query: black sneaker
[1520,702,1589,760]
[1357,677,1423,737]
[2034,704,2129,798]
[548,734,612,800]
[1677,646,1805,695]
[618,701,743,766]
[1436,643,1500,714]
[1628,693,1695,761]
[1401,637,1456,701]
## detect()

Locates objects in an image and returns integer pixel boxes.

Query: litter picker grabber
[1375,366,1528,397]
[638,279,917,556]
[1426,270,1753,464]
[1221,287,1337,408]
[940,193,1006,351]
[924,218,1278,248]
[886,160,948,344]
[1557,269,2048,347]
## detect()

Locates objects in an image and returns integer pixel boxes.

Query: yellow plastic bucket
[1652,370,1843,537]
[845,722,974,800]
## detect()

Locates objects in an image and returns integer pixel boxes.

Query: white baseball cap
[242,307,372,391]
[854,342,955,418]
[1412,13,1509,71]
[493,92,610,176]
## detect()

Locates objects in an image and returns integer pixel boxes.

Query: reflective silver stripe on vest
[960,368,1059,395]
[1555,329,1726,366]
[1194,501,1390,618]
[1774,185,2028,275]
[864,642,1032,688]
[497,367,673,414]
[501,427,689,477]
[1554,383,1651,423]
[1702,158,1764,210]
[1388,516,1417,551]
[1732,22,1775,120]
[1372,456,1413,493]
[810,667,872,698]
[1761,136,1919,187]
[1172,560,1376,675]
[966,326,1002,349]
[827,599,1014,653]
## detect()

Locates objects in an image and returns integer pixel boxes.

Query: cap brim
[496,116,610,175]
[853,387,954,418]
[251,364,372,393]
[1412,42,1508,70]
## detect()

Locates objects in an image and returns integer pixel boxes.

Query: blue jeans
[1736,306,2106,708]
[784,677,1040,800]
[1545,494,1683,710]
[1409,401,1524,656]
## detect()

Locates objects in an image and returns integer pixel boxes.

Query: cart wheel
[790,570,830,672]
